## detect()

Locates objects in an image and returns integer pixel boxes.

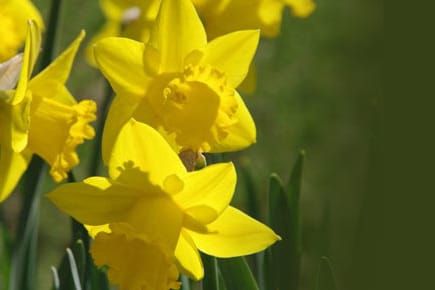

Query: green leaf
[218,257,259,290]
[267,150,305,290]
[66,248,83,290]
[51,266,60,290]
[89,264,110,290]
[8,157,45,290]
[0,221,11,288]
[315,257,338,290]
[203,254,220,290]
[286,150,305,254]
[53,239,87,290]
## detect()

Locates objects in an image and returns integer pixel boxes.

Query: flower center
[146,64,238,152]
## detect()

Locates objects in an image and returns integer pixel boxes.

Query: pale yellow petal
[175,230,204,280]
[93,37,149,97]
[149,0,207,72]
[186,206,281,257]
[201,30,260,88]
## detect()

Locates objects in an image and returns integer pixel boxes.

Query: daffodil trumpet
[0,21,96,202]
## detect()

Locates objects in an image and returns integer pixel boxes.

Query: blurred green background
[1,0,382,289]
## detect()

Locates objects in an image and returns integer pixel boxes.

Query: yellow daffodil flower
[85,0,161,65]
[47,119,280,287]
[94,0,258,162]
[0,0,44,62]
[0,21,96,202]
[193,0,316,38]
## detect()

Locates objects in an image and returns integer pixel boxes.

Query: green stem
[90,80,113,176]
[37,0,63,73]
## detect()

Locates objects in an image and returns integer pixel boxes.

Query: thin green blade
[267,151,305,290]
[218,257,259,290]
[315,257,338,290]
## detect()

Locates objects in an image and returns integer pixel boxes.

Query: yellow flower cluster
[0,19,96,201]
[1,0,315,288]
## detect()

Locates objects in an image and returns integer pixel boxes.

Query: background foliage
[0,0,382,289]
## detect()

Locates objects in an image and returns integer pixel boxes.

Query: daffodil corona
[94,0,258,162]
[0,21,96,202]
[48,119,280,289]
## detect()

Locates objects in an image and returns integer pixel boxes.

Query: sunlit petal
[186,206,281,257]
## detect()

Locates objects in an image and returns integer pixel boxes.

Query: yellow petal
[29,30,86,105]
[46,176,142,225]
[210,91,256,153]
[108,119,186,188]
[175,230,204,280]
[93,37,149,97]
[85,21,120,66]
[101,94,141,165]
[149,0,207,72]
[14,20,41,105]
[201,30,260,88]
[237,62,256,94]
[284,0,316,18]
[186,206,281,257]
[10,91,32,152]
[0,0,44,62]
[0,148,31,202]
[175,163,236,224]
[85,224,111,238]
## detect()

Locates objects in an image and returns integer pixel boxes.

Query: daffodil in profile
[193,0,316,39]
[85,0,161,65]
[94,0,258,162]
[0,0,44,62]
[47,119,280,288]
[0,21,96,202]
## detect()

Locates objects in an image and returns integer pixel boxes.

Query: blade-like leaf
[66,248,82,290]
[203,254,220,290]
[0,220,11,288]
[315,256,338,290]
[8,157,45,290]
[286,150,305,254]
[218,257,259,290]
[267,150,305,290]
[51,266,60,290]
